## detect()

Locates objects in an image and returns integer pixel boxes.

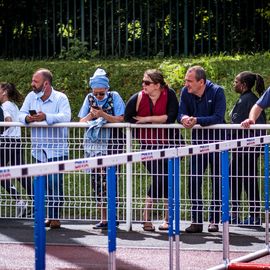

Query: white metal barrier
[0,122,269,229]
[0,133,270,270]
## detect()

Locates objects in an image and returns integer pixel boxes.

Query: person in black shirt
[230,71,266,225]
[0,106,4,134]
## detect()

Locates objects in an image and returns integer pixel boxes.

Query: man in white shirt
[20,68,71,229]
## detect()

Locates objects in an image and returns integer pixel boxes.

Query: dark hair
[0,82,23,103]
[36,68,53,84]
[187,65,206,83]
[237,71,265,96]
[144,69,167,88]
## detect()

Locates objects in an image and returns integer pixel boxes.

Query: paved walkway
[0,219,269,269]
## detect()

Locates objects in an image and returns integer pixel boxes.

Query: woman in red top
[125,69,180,231]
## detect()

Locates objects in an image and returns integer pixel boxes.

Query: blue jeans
[190,152,221,224]
[34,155,68,219]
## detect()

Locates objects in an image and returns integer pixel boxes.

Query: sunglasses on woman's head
[93,92,106,97]
[142,80,155,86]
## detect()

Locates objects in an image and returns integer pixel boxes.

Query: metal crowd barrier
[0,122,269,230]
[1,134,270,269]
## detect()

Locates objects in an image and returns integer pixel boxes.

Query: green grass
[1,52,270,122]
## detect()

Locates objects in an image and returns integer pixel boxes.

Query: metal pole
[264,144,269,246]
[209,148,270,270]
[34,176,46,270]
[212,145,270,270]
[174,158,180,270]
[230,248,270,264]
[97,0,100,53]
[111,0,114,56]
[221,150,230,266]
[168,158,174,270]
[108,166,117,270]
[80,0,85,42]
[103,0,107,57]
[60,0,63,51]
[52,0,56,55]
[89,0,92,51]
[125,127,132,231]
[184,0,188,56]
[176,0,179,56]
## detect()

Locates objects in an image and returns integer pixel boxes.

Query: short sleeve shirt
[78,91,125,118]
[257,86,270,109]
[1,101,21,137]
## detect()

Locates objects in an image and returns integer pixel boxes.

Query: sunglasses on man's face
[142,80,155,86]
[93,92,106,97]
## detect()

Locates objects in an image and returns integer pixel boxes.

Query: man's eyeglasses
[93,92,106,97]
[142,80,155,86]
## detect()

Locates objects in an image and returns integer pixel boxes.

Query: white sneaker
[16,199,27,218]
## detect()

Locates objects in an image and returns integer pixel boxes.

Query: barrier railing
[0,122,269,230]
[1,133,270,269]
[208,143,270,270]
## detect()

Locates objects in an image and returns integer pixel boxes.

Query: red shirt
[137,88,169,144]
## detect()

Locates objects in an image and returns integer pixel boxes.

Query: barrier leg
[168,158,174,270]
[221,150,230,265]
[264,145,269,246]
[174,158,180,270]
[34,176,46,270]
[125,127,132,231]
[108,166,117,270]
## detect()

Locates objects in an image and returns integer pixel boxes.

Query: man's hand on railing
[181,116,197,129]
[241,118,255,128]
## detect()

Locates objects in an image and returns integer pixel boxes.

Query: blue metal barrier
[168,158,174,235]
[107,166,117,270]
[2,133,269,270]
[34,176,46,270]
[264,145,269,213]
[264,144,269,246]
[168,158,180,270]
[174,158,180,270]
[174,158,180,236]
[168,158,174,270]
[221,150,230,265]
[221,151,230,224]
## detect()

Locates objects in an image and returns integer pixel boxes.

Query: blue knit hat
[89,68,110,89]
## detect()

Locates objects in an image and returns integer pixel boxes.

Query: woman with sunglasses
[124,69,180,232]
[78,68,125,229]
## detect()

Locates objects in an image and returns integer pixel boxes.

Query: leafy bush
[59,39,100,60]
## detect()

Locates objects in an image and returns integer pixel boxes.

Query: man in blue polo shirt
[178,65,226,233]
